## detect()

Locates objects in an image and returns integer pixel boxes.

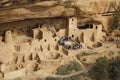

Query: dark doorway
[77,24,93,29]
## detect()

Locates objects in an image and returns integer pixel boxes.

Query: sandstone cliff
[0,0,120,31]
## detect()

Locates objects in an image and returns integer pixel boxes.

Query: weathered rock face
[74,0,120,31]
[74,0,120,13]
[0,1,119,79]
[0,0,120,30]
[0,6,74,23]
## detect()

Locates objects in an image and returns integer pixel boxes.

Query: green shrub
[46,77,57,80]
[89,57,109,80]
[89,56,120,80]
[46,74,84,80]
[56,61,82,75]
[108,56,120,80]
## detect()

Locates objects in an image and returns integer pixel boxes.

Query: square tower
[68,17,77,39]
[93,24,103,42]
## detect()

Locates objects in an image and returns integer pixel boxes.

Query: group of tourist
[59,36,82,50]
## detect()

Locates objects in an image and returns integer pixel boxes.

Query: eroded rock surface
[0,0,119,80]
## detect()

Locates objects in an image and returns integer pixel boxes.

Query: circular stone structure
[59,36,82,50]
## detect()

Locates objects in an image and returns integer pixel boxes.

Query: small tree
[109,56,120,80]
[112,4,120,30]
[56,61,82,75]
[89,57,109,80]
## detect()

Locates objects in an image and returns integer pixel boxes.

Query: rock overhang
[0,5,75,23]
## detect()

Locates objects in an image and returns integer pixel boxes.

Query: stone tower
[5,31,13,44]
[68,17,77,39]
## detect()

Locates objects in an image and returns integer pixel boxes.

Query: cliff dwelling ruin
[0,0,119,80]
[0,16,107,79]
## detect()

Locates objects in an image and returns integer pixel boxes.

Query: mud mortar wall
[0,18,67,36]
